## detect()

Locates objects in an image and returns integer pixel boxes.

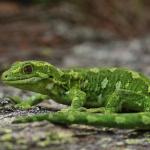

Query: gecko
[2,60,150,129]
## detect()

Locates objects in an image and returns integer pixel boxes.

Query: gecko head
[1,60,63,93]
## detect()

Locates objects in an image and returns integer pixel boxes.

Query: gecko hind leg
[105,89,150,113]
[86,89,150,113]
[85,91,123,113]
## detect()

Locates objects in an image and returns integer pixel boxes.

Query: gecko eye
[49,75,53,78]
[23,65,33,74]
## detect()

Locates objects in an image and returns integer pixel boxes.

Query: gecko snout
[1,71,9,81]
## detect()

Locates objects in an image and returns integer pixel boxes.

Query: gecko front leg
[7,94,49,109]
[61,88,86,112]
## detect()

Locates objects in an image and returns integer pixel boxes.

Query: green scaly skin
[2,60,150,129]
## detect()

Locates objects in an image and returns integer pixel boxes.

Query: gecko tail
[13,111,150,129]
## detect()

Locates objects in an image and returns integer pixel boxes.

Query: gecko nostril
[1,73,9,80]
[5,75,8,78]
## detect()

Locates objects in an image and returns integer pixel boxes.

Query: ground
[0,1,150,150]
[1,87,150,150]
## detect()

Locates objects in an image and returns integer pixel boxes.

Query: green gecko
[2,60,150,129]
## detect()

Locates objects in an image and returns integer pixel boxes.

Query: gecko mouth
[2,77,42,85]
